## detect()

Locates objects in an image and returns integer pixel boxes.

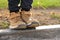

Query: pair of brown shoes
[8,11,39,30]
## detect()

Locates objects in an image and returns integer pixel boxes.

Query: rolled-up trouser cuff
[10,10,19,13]
[8,0,20,13]
[8,0,33,12]
[21,0,33,11]
[21,8,31,11]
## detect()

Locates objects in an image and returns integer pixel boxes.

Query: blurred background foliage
[0,0,60,8]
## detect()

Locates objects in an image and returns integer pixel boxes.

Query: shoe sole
[9,24,27,30]
[27,22,39,28]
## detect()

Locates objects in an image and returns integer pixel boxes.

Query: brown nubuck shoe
[20,11,39,29]
[8,12,27,30]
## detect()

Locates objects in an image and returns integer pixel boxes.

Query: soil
[32,8,60,25]
[0,8,60,28]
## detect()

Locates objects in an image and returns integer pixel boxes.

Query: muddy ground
[0,8,60,28]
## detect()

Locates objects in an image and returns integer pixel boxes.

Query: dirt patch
[0,9,60,29]
[32,9,60,25]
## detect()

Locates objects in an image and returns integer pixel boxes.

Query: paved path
[0,28,60,40]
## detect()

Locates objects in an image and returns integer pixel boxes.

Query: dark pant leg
[8,0,20,12]
[21,0,33,11]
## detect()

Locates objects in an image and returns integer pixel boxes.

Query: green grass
[33,0,60,8]
[0,0,8,8]
[0,0,60,8]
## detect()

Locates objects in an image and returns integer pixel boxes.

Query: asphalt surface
[0,28,60,40]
